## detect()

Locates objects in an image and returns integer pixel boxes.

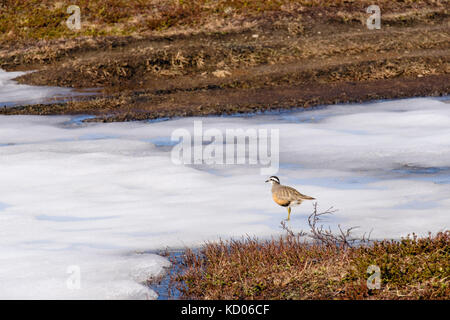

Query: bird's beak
[265,179,269,183]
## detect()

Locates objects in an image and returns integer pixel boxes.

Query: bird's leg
[287,207,291,221]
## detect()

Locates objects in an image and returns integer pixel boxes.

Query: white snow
[0,70,449,298]
[0,69,95,107]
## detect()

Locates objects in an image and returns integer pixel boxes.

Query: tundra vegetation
[0,0,448,121]
[165,206,449,300]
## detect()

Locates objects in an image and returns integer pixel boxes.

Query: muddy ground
[0,1,448,122]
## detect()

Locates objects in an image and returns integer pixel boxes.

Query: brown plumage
[265,176,315,220]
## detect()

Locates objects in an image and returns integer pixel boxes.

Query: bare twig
[281,202,372,248]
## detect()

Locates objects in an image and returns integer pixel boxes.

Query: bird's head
[265,176,280,185]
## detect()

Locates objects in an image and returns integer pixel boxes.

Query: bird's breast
[272,193,290,207]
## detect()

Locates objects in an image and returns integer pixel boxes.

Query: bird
[265,176,315,221]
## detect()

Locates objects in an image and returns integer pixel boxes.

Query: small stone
[212,70,231,78]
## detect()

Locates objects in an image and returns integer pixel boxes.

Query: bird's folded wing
[282,186,315,200]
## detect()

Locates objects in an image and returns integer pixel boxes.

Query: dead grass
[0,1,448,121]
[169,206,449,300]
[0,0,447,44]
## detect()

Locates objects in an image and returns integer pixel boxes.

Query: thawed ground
[0,89,449,298]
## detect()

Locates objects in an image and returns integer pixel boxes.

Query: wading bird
[265,176,315,221]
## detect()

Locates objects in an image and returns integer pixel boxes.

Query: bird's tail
[302,195,315,200]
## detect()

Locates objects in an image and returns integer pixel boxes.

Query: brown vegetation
[169,206,449,300]
[0,1,448,121]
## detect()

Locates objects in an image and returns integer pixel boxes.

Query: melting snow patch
[0,69,96,107]
[0,96,449,298]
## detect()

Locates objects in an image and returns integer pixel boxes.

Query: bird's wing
[282,186,315,200]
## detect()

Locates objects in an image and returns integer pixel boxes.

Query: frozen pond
[0,70,449,299]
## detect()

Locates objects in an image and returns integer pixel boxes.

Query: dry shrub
[170,205,449,300]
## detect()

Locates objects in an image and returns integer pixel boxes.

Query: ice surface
[0,96,449,299]
[0,69,95,107]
